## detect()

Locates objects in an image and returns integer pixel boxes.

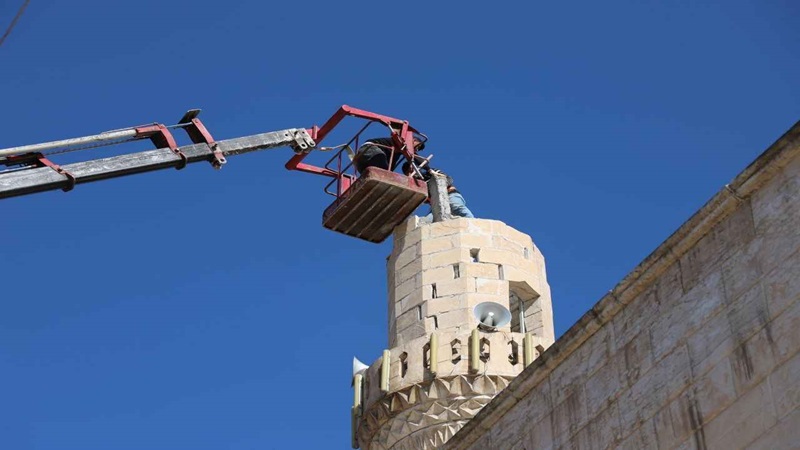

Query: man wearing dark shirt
[354,136,425,174]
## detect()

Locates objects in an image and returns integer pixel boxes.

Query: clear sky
[1,1,797,449]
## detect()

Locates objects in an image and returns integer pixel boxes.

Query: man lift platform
[0,105,429,243]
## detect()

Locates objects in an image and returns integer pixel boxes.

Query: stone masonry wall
[386,218,555,348]
[355,218,557,450]
[444,123,800,449]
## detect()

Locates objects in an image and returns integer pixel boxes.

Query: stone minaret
[352,217,555,450]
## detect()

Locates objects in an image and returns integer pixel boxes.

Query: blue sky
[1,1,798,449]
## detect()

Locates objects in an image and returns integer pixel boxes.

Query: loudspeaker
[353,357,369,377]
[473,302,512,330]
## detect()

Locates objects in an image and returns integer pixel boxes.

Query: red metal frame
[285,105,424,197]
[1,153,76,191]
[133,115,222,170]
[135,124,188,169]
[182,117,226,169]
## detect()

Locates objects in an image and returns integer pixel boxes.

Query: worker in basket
[354,134,426,174]
[402,161,475,221]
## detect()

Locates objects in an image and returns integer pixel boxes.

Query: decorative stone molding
[358,375,513,450]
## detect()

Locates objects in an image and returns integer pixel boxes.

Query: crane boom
[0,106,430,243]
[0,128,314,199]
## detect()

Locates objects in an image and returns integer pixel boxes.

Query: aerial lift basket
[322,167,427,243]
[286,105,429,243]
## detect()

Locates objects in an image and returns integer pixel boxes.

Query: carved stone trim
[358,375,513,449]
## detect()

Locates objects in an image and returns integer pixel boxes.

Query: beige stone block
[694,357,737,421]
[535,290,555,345]
[746,408,800,450]
[617,419,657,450]
[494,375,552,424]
[504,266,543,294]
[480,332,525,375]
[395,306,423,332]
[526,412,555,450]
[725,281,770,344]
[434,351,460,374]
[491,235,526,256]
[363,363,383,408]
[424,315,437,332]
[619,330,654,388]
[420,265,456,285]
[519,258,541,276]
[422,247,470,269]
[488,378,550,447]
[703,380,777,450]
[476,247,521,267]
[398,358,425,388]
[455,232,494,250]
[617,346,692,437]
[686,307,734,377]
[524,297,543,322]
[531,242,545,262]
[508,227,536,250]
[465,217,498,234]
[579,323,615,377]
[751,164,800,274]
[419,235,455,255]
[392,215,420,239]
[393,273,421,302]
[649,271,725,361]
[523,311,544,335]
[435,308,473,331]
[396,292,424,317]
[488,218,512,233]
[490,417,530,450]
[476,278,508,296]
[392,242,421,272]
[769,349,800,419]
[464,431,494,450]
[611,285,660,348]
[426,296,467,315]
[652,260,685,306]
[679,202,755,292]
[422,284,434,301]
[549,348,589,407]
[569,403,621,450]
[720,240,763,303]
[770,297,800,362]
[434,277,475,297]
[523,304,542,319]
[386,260,395,290]
[426,218,471,238]
[584,359,624,418]
[763,247,800,320]
[393,259,422,287]
[394,321,426,345]
[393,226,423,253]
[388,318,397,347]
[460,262,501,280]
[730,327,777,395]
[550,388,588,445]
[652,393,696,450]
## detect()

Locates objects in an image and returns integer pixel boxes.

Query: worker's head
[402,161,413,176]
[413,137,425,152]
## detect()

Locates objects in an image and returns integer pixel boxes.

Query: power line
[0,0,30,48]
